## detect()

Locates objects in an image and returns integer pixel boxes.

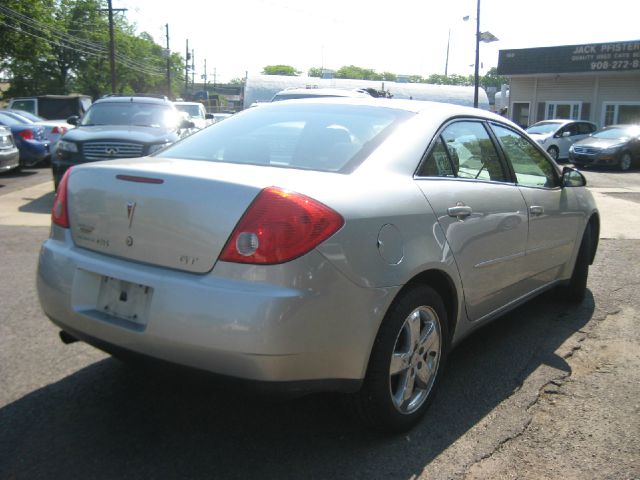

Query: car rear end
[0,127,20,172]
[37,159,395,392]
[13,124,50,166]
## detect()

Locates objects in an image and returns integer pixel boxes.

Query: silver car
[37,99,599,432]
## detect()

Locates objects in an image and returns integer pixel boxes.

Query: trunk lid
[67,158,270,273]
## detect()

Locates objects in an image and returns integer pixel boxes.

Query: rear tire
[347,285,449,432]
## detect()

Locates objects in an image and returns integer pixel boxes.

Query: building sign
[498,40,640,75]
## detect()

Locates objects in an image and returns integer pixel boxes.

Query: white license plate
[97,276,152,325]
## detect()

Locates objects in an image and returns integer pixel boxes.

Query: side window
[440,121,508,182]
[578,123,594,134]
[11,100,36,113]
[492,124,559,188]
[418,137,455,177]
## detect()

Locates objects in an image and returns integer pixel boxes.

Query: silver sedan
[37,99,599,432]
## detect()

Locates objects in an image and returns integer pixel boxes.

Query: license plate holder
[97,276,152,325]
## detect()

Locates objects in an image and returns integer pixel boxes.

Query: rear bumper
[37,227,397,390]
[0,148,20,172]
[18,139,50,165]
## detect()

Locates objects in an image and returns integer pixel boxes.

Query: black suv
[52,95,194,189]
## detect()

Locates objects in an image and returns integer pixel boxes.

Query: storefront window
[546,102,581,120]
[602,103,640,126]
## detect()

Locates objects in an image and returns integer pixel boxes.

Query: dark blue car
[0,111,50,167]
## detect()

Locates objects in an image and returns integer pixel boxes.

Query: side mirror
[180,119,195,129]
[562,166,586,187]
[67,115,79,126]
[205,113,214,120]
[561,131,571,138]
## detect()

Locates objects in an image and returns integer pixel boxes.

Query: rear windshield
[156,103,412,172]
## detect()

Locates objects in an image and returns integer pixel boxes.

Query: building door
[512,102,530,128]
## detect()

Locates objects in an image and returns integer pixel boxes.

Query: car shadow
[0,291,595,479]
[18,191,55,214]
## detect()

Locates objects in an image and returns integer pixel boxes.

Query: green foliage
[480,67,508,90]
[0,0,184,99]
[228,77,245,85]
[307,67,323,78]
[334,65,382,80]
[262,65,300,76]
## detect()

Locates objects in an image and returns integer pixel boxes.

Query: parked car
[3,109,70,146]
[52,95,194,189]
[212,113,233,123]
[173,101,214,129]
[271,87,372,102]
[0,126,20,173]
[0,111,50,167]
[37,99,598,432]
[7,94,92,120]
[569,124,640,171]
[526,120,597,161]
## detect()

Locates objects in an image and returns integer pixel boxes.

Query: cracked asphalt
[1,169,639,479]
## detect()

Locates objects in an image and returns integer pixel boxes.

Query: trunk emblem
[127,201,136,228]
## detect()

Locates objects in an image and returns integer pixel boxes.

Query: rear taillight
[18,129,34,140]
[220,187,344,265]
[52,169,72,228]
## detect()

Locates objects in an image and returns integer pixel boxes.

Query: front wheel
[547,146,559,161]
[563,225,592,302]
[348,285,449,432]
[619,152,632,171]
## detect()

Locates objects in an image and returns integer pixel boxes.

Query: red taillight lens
[18,129,34,140]
[220,187,344,265]
[52,169,72,228]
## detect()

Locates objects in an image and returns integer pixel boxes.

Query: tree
[334,65,382,80]
[480,67,508,90]
[307,67,322,78]
[262,65,300,76]
[0,0,185,99]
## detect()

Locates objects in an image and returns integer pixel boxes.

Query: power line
[0,5,169,77]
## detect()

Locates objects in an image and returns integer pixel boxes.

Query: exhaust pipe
[59,330,79,345]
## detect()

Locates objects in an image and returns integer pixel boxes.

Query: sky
[118,0,640,83]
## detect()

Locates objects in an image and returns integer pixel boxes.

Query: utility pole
[203,59,207,90]
[100,1,126,94]
[107,0,116,93]
[166,23,171,99]
[185,39,189,90]
[473,0,480,108]
[191,49,195,88]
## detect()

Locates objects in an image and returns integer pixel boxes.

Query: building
[497,40,640,128]
[242,75,490,110]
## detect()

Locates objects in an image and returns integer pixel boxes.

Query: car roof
[173,101,202,106]
[273,88,370,98]
[257,96,509,120]
[94,95,172,105]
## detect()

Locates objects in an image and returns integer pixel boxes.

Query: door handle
[529,205,544,216]
[448,205,473,219]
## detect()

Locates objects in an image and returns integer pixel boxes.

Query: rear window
[157,103,412,172]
